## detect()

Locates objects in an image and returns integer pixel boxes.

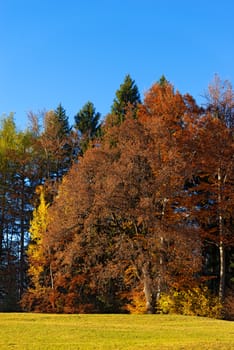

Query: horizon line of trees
[0,74,233,318]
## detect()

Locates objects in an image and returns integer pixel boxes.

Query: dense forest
[0,75,233,319]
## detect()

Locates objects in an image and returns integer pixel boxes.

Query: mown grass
[0,313,233,349]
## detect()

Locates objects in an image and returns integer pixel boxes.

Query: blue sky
[0,0,233,129]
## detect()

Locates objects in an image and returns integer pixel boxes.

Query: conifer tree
[74,101,101,154]
[40,107,74,182]
[158,75,168,87]
[54,103,71,137]
[110,74,141,124]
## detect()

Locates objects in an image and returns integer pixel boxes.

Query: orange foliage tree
[23,78,233,315]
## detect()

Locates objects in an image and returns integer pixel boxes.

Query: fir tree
[74,101,101,154]
[158,75,168,87]
[111,74,141,124]
[54,103,71,138]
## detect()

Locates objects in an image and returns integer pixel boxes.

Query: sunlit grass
[0,313,233,349]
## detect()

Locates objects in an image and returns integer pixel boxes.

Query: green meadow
[0,313,233,350]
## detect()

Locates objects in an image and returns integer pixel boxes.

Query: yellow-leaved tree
[21,186,53,311]
[27,186,49,289]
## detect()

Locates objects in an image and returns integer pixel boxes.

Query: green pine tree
[74,101,101,154]
[158,75,169,87]
[111,74,141,124]
[54,103,71,138]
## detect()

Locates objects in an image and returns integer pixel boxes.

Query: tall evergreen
[54,103,71,138]
[158,75,169,87]
[40,105,74,182]
[74,101,101,154]
[111,74,141,124]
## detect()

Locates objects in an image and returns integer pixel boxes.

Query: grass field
[0,313,233,349]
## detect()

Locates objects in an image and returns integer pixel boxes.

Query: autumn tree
[0,109,74,311]
[134,80,204,311]
[13,130,40,298]
[184,76,234,302]
[31,107,76,204]
[21,186,57,312]
[205,74,234,128]
[23,148,120,312]
[24,80,205,314]
[0,115,19,310]
[185,114,234,302]
[0,115,39,309]
[22,77,233,316]
[26,187,49,289]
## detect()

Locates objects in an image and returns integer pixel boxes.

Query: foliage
[110,74,141,125]
[205,74,234,128]
[23,80,207,313]
[74,101,101,154]
[223,290,234,320]
[74,101,100,137]
[185,114,234,301]
[0,75,233,316]
[21,186,55,312]
[0,108,75,310]
[27,186,49,289]
[0,114,38,309]
[123,288,147,314]
[54,103,71,137]
[41,109,73,180]
[158,286,222,318]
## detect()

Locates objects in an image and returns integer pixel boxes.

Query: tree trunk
[218,167,225,302]
[19,177,26,300]
[219,240,225,302]
[0,186,6,262]
[142,264,154,314]
[0,217,3,261]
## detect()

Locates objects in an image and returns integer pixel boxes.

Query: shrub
[123,289,146,314]
[158,286,222,318]
[223,290,234,320]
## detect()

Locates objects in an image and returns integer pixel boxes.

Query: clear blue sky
[0,0,233,129]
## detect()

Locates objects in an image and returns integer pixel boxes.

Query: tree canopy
[0,75,233,319]
[74,101,101,154]
[21,77,234,317]
[110,74,141,125]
